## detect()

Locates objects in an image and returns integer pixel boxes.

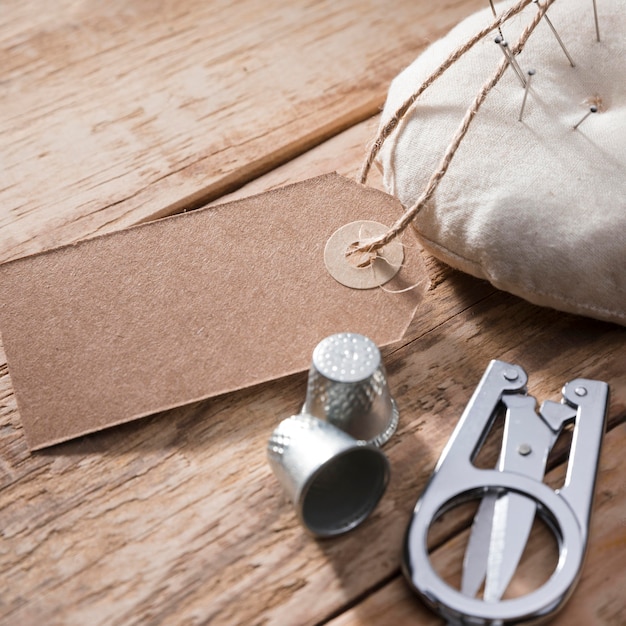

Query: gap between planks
[137,103,383,223]
[2,0,488,263]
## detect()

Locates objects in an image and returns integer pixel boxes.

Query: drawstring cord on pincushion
[349,0,555,259]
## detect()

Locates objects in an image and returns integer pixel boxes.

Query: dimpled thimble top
[312,333,381,383]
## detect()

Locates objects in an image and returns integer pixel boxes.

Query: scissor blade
[480,397,574,601]
[483,492,536,602]
[461,492,496,597]
[461,395,536,599]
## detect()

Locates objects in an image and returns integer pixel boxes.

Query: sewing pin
[501,40,527,86]
[488,0,504,39]
[518,69,535,122]
[534,0,575,67]
[495,36,526,87]
[592,0,601,42]
[573,105,597,130]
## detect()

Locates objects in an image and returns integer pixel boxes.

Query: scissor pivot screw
[517,443,532,456]
[575,386,587,397]
[503,370,519,381]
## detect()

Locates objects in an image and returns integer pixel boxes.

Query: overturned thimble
[303,333,399,446]
[267,413,389,537]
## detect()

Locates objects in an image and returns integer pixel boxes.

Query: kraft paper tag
[0,173,426,449]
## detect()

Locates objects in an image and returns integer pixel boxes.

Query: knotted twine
[351,0,551,258]
[349,0,626,325]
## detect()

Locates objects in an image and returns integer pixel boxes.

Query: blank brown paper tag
[0,173,426,449]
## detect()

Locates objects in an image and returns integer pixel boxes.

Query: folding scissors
[403,360,609,625]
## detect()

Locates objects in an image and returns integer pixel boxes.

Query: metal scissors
[403,360,609,625]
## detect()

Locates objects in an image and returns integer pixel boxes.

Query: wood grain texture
[1,1,624,624]
[0,0,484,263]
[0,281,626,624]
[1,254,624,625]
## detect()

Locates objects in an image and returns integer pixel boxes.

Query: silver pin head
[494,37,526,87]
[303,333,399,446]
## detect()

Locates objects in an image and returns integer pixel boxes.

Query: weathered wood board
[0,0,483,263]
[0,0,624,624]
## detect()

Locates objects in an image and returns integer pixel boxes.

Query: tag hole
[324,220,404,289]
[345,241,378,268]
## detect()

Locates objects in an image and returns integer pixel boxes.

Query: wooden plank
[327,423,626,626]
[1,277,623,625]
[2,91,625,623]
[0,0,484,263]
[2,3,625,621]
[211,115,385,203]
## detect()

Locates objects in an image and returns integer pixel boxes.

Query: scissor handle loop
[404,469,585,624]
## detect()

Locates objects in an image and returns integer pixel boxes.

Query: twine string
[358,0,534,186]
[353,0,555,257]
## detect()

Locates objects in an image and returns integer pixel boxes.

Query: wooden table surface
[1,1,624,624]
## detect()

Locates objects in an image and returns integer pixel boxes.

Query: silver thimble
[267,413,389,537]
[303,333,399,446]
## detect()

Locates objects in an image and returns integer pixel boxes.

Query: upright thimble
[267,413,390,537]
[303,333,399,446]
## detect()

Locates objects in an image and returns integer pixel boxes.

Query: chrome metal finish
[482,395,575,602]
[303,333,399,446]
[403,360,609,624]
[267,413,390,537]
[534,0,576,66]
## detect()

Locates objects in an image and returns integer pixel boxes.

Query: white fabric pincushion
[378,0,625,325]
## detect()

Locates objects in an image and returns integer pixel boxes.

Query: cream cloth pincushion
[377,0,625,325]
